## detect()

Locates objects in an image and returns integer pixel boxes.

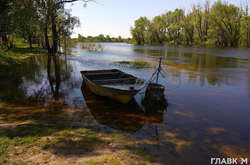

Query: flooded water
[1,43,250,164]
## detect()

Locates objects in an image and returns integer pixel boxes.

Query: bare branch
[56,0,95,5]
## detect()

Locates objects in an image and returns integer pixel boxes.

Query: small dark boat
[80,69,144,103]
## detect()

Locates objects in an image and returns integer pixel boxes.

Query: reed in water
[82,43,104,52]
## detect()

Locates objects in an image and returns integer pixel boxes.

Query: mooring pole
[142,57,168,112]
[156,57,162,83]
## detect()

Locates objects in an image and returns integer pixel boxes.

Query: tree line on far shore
[77,34,131,43]
[131,1,250,47]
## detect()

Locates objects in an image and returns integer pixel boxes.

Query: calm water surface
[1,43,250,164]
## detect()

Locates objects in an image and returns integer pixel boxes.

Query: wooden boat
[80,69,144,103]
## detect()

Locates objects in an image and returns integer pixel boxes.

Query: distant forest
[131,0,250,47]
[77,34,131,43]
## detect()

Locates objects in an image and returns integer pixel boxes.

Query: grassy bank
[0,50,29,65]
[0,103,154,165]
[0,48,46,66]
[0,126,153,165]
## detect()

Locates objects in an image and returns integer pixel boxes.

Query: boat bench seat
[83,71,121,76]
[93,77,136,84]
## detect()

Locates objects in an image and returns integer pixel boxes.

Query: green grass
[0,136,38,152]
[45,136,107,151]
[0,124,60,150]
[0,124,155,164]
[12,37,41,49]
[124,145,153,163]
[42,128,109,154]
[0,136,39,164]
[84,150,151,165]
[0,49,31,66]
[0,123,63,163]
[0,137,10,155]
[0,102,4,108]
[106,132,128,143]
[130,162,148,165]
[0,47,47,66]
[85,156,123,165]
[10,47,47,55]
[1,124,58,138]
[13,38,29,48]
[115,60,155,68]
[9,160,28,165]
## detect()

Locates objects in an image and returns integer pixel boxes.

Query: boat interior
[81,69,143,85]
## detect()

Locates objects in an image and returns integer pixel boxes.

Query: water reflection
[133,47,247,72]
[47,55,62,101]
[0,56,44,103]
[133,46,249,88]
[81,83,165,132]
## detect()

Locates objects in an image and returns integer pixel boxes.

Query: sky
[65,0,246,38]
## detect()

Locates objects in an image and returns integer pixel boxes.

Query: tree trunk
[28,34,33,49]
[51,14,58,54]
[1,33,9,48]
[44,23,51,53]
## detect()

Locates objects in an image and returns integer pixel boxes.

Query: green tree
[15,0,40,48]
[164,9,185,45]
[151,15,167,44]
[58,11,79,52]
[182,12,195,45]
[0,0,15,49]
[191,2,210,45]
[97,34,105,42]
[131,17,151,45]
[239,16,250,47]
[106,35,111,42]
[118,35,122,42]
[207,1,242,47]
[36,0,92,54]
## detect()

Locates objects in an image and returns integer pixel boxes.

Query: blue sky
[66,0,245,38]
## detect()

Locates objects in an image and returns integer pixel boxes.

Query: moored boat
[80,69,144,103]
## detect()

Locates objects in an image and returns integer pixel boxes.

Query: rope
[137,63,162,95]
[137,57,182,94]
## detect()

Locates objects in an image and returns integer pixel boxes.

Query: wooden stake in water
[142,83,167,112]
[156,57,163,83]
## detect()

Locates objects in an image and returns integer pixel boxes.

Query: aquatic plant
[115,60,155,69]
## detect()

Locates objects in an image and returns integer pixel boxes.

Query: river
[1,42,250,164]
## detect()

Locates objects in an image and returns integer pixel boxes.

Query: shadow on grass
[0,123,60,138]
[42,129,109,156]
[0,101,113,162]
[0,121,65,164]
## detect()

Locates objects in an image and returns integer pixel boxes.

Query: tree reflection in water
[47,55,61,101]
